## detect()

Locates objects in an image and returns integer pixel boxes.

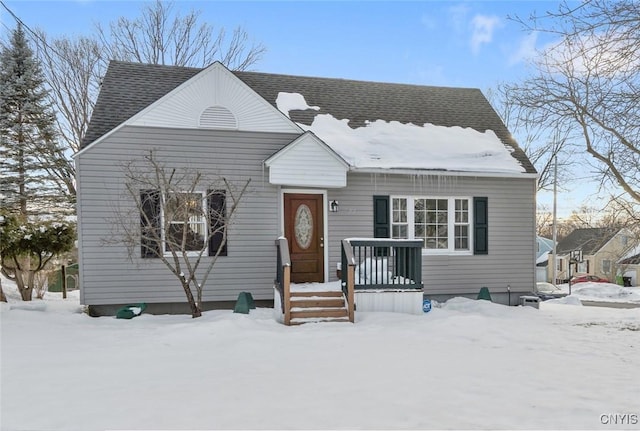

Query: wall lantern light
[330,200,339,212]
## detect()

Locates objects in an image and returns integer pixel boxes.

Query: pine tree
[0,24,69,218]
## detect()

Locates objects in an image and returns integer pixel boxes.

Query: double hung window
[165,192,206,253]
[391,197,471,254]
[140,189,227,258]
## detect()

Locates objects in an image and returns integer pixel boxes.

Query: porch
[275,238,424,325]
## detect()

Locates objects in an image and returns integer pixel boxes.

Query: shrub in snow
[0,214,75,301]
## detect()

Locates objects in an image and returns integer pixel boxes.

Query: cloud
[470,14,502,55]
[448,4,471,33]
[508,31,539,65]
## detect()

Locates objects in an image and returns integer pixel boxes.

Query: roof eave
[349,166,538,179]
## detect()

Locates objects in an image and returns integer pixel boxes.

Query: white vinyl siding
[266,133,348,188]
[127,63,299,133]
[326,173,536,297]
[77,126,299,305]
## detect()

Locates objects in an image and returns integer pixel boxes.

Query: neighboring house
[76,60,538,315]
[618,245,640,287]
[549,228,635,283]
[536,236,554,282]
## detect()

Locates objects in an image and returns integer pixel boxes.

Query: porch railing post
[347,262,355,323]
[275,238,292,325]
[284,264,291,326]
[341,239,356,323]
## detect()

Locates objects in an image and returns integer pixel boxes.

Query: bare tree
[24,0,265,202]
[109,151,250,318]
[489,84,572,192]
[96,0,265,69]
[35,32,102,155]
[507,0,640,203]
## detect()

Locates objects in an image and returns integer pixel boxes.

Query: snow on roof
[536,250,550,265]
[622,243,640,261]
[276,92,525,174]
[275,92,320,114]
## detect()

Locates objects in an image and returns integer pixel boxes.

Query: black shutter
[474,197,488,255]
[373,195,390,238]
[208,190,227,256]
[373,195,390,257]
[140,190,161,258]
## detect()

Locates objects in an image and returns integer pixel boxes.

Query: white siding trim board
[265,132,348,188]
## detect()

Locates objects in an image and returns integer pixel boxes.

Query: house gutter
[348,166,539,180]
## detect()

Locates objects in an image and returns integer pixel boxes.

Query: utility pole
[552,154,558,285]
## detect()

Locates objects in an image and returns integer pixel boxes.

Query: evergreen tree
[0,24,69,218]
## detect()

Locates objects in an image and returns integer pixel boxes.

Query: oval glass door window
[295,204,313,249]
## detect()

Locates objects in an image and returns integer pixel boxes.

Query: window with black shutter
[140,190,161,258]
[139,189,228,257]
[374,194,489,256]
[208,190,227,256]
[473,197,488,255]
[373,195,390,238]
[373,195,390,256]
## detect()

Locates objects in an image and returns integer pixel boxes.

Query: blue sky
[1,1,560,89]
[1,0,590,215]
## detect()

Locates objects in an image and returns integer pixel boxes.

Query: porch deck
[275,238,424,325]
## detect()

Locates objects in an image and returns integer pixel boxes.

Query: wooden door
[284,193,324,283]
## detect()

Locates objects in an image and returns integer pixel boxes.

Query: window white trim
[161,191,208,257]
[391,195,473,255]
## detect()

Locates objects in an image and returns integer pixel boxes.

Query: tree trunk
[13,267,35,301]
[0,279,7,302]
[181,282,201,318]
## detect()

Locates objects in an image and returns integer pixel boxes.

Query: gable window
[140,189,227,258]
[391,196,472,254]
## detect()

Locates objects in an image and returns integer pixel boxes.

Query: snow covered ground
[1,277,639,430]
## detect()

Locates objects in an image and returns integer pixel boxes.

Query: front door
[284,193,324,283]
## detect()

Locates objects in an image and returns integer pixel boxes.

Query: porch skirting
[355,289,423,315]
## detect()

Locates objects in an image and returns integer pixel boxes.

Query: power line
[0,0,71,70]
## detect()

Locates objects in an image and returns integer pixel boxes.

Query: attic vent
[199,105,238,129]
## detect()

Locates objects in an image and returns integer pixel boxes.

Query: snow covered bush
[0,214,75,300]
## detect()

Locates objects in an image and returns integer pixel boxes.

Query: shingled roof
[82,61,535,174]
[556,228,621,255]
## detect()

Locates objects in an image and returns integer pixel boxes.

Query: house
[76,60,538,316]
[549,228,635,284]
[536,236,554,282]
[618,245,640,287]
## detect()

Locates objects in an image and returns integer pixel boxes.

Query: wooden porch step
[290,308,350,319]
[290,290,344,298]
[291,308,349,320]
[290,297,345,308]
[290,316,351,325]
[286,290,351,324]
